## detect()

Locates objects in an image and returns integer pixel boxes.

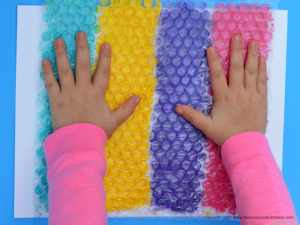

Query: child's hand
[176,35,267,146]
[42,32,141,137]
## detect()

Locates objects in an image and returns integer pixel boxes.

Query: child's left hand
[42,31,141,137]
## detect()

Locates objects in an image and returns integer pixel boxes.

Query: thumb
[175,105,211,134]
[113,96,141,128]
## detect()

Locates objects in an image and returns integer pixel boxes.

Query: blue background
[0,0,299,224]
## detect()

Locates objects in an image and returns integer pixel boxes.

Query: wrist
[44,123,107,163]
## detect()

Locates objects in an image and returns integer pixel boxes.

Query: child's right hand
[176,35,268,146]
[42,32,141,137]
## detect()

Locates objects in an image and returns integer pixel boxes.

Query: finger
[54,38,75,91]
[92,43,111,93]
[175,105,211,134]
[54,39,75,91]
[257,57,268,96]
[42,59,60,98]
[244,41,259,91]
[113,96,141,128]
[76,32,92,87]
[229,35,244,88]
[207,47,228,99]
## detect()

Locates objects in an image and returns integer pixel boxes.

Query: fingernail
[135,96,141,105]
[42,59,48,66]
[250,41,256,49]
[209,47,215,54]
[176,107,183,115]
[235,35,241,43]
[77,32,85,40]
[56,39,63,47]
[103,43,110,49]
[260,57,265,63]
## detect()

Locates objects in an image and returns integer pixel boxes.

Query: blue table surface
[1,0,299,224]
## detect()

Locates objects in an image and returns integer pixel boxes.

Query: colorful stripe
[201,3,274,215]
[98,0,160,211]
[149,5,213,213]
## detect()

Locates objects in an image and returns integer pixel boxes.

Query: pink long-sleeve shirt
[44,123,298,225]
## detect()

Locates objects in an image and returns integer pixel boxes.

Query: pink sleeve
[222,132,298,225]
[44,123,108,225]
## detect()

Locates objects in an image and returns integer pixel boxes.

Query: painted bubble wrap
[35,0,276,218]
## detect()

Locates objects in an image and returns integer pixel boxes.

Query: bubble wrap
[97,0,160,212]
[35,0,99,216]
[149,3,213,214]
[201,2,275,215]
[35,0,276,218]
[149,0,275,216]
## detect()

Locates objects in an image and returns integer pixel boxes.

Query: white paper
[14,6,288,218]
[15,6,43,218]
